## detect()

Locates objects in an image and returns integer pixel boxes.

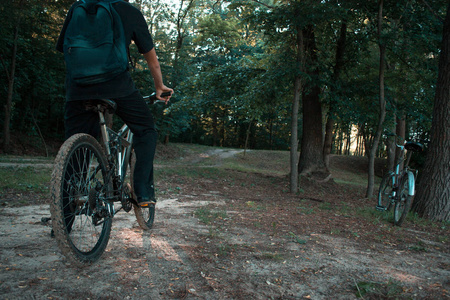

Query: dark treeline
[1,1,449,220]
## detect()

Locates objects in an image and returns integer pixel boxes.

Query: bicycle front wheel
[130,152,155,230]
[50,134,112,266]
[394,177,413,226]
[377,172,395,211]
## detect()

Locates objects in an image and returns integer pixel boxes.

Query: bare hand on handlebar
[144,91,173,104]
[156,86,173,104]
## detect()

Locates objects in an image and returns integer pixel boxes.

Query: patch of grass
[330,229,341,235]
[318,202,333,210]
[216,243,235,257]
[437,235,448,244]
[156,166,228,181]
[195,207,228,225]
[408,241,427,252]
[224,150,289,176]
[355,279,405,299]
[334,177,367,187]
[357,206,394,224]
[0,166,51,193]
[245,201,266,211]
[287,232,307,244]
[207,226,221,239]
[0,155,54,164]
[298,203,315,215]
[260,252,284,261]
[406,211,441,228]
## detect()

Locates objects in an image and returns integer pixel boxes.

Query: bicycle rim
[378,172,394,210]
[394,178,412,226]
[50,134,112,265]
[134,204,155,230]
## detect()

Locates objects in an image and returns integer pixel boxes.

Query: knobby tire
[130,151,155,230]
[50,134,112,266]
[394,177,412,226]
[378,172,394,211]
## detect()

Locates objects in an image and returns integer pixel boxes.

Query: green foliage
[0,0,68,143]
[1,0,446,156]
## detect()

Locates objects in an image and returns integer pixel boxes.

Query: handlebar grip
[143,91,172,104]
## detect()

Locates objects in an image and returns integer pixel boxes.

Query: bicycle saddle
[405,141,424,152]
[84,99,117,114]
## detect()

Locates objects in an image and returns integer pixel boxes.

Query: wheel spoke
[50,134,112,265]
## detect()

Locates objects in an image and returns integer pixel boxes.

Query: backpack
[63,0,128,85]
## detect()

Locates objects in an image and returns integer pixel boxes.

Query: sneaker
[137,197,156,207]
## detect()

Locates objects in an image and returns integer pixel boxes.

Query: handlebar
[143,91,172,104]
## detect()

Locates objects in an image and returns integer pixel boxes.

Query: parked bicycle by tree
[376,136,424,226]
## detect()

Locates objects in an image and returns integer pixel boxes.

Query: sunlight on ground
[151,237,183,262]
[116,228,144,248]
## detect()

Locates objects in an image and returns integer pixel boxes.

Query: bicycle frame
[94,94,166,205]
[389,143,418,199]
[94,104,134,213]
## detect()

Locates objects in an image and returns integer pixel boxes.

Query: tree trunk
[244,117,254,156]
[290,77,301,192]
[212,110,218,147]
[413,4,450,222]
[366,0,387,198]
[298,25,329,178]
[323,116,334,168]
[289,24,304,193]
[2,25,19,153]
[324,21,347,168]
[298,83,327,176]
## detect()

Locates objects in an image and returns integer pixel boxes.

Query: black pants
[64,91,158,200]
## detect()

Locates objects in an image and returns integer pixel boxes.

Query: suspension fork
[118,124,133,181]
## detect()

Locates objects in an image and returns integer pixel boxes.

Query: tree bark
[2,24,19,153]
[212,110,218,147]
[413,4,450,222]
[298,25,329,178]
[289,26,304,193]
[366,0,387,198]
[290,77,301,192]
[324,21,347,168]
[323,116,334,168]
[243,118,253,156]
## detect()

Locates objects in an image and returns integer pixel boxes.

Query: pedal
[376,205,386,211]
[41,217,51,224]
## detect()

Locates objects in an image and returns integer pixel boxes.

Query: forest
[1,0,449,221]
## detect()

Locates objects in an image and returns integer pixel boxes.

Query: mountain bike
[376,139,424,226]
[50,92,169,266]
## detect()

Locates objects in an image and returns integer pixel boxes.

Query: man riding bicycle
[56,0,173,207]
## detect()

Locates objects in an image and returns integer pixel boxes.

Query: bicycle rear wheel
[394,177,412,226]
[377,172,394,211]
[130,152,155,230]
[50,134,112,266]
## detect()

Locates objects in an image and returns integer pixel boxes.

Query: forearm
[143,48,173,101]
[143,49,164,89]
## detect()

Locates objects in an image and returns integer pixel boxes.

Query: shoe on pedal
[137,196,156,207]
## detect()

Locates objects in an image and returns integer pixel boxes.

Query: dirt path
[1,199,449,299]
[0,150,449,299]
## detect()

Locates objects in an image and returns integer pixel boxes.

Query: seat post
[98,106,111,156]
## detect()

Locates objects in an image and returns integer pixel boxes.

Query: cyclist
[56,0,173,207]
